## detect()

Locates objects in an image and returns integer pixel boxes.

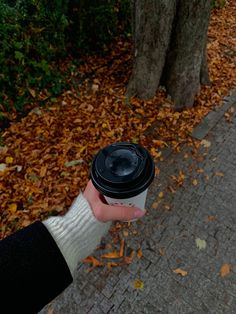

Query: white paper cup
[104,188,148,211]
[90,142,154,220]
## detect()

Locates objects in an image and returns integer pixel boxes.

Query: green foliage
[0,0,131,115]
[0,0,69,112]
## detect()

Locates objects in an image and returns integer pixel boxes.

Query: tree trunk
[127,0,212,110]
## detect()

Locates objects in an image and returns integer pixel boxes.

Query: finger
[96,203,146,222]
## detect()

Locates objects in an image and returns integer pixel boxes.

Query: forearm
[43,193,111,276]
[0,194,111,313]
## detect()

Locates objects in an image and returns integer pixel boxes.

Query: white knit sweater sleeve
[43,194,111,277]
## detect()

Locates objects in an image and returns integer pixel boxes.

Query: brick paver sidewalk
[41,104,236,314]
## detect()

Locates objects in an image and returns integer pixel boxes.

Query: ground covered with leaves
[0,2,236,241]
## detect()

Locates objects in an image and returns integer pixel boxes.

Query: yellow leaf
[173,268,188,276]
[195,238,207,250]
[192,179,198,186]
[220,264,230,277]
[133,279,144,289]
[8,203,17,214]
[5,156,13,164]
[159,191,164,198]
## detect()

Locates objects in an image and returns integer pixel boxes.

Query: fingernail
[134,209,146,218]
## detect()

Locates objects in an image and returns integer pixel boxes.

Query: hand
[83,180,146,222]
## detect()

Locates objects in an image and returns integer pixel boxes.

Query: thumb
[97,203,146,222]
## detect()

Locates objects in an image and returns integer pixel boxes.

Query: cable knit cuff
[43,194,111,277]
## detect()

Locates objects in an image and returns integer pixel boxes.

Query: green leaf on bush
[14,51,24,61]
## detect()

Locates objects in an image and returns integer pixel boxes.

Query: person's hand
[83,180,146,222]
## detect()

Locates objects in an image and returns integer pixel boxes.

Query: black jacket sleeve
[0,221,73,314]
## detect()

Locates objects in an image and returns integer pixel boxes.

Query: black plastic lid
[90,142,155,199]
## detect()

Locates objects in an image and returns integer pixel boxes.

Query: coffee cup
[90,142,155,213]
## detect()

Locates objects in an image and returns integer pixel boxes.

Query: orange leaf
[220,264,230,277]
[107,262,119,270]
[83,256,103,267]
[119,239,125,257]
[173,268,188,276]
[101,251,121,259]
[137,248,143,259]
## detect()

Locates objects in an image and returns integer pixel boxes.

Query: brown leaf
[220,263,230,277]
[173,268,188,276]
[215,172,224,177]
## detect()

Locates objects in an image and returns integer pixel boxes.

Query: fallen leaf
[8,203,17,214]
[192,179,198,186]
[133,279,144,289]
[201,139,211,148]
[107,262,119,270]
[137,247,143,259]
[206,215,217,222]
[152,201,159,209]
[28,88,36,98]
[195,238,207,250]
[159,191,164,198]
[164,204,171,211]
[159,248,165,256]
[5,156,13,164]
[173,268,188,276]
[197,168,204,173]
[0,163,7,172]
[83,256,103,267]
[215,172,224,177]
[220,263,230,277]
[64,159,84,167]
[101,251,121,259]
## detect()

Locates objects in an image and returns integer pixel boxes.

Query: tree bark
[127,0,212,110]
[127,0,176,100]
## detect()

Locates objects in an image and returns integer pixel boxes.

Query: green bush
[0,0,131,115]
[0,0,69,112]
